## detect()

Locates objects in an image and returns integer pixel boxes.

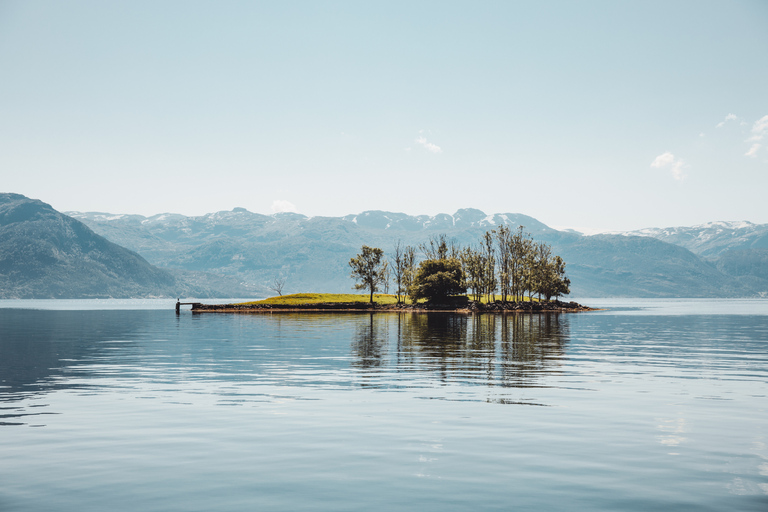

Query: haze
[1,0,767,232]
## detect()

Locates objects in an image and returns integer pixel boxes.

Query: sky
[1,0,767,233]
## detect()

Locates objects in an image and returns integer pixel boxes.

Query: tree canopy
[349,245,388,303]
[351,226,571,304]
[409,257,466,302]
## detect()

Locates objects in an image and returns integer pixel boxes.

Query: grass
[239,293,401,306]
[239,292,542,306]
[473,294,539,303]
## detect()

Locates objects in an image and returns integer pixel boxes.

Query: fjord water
[1,300,767,511]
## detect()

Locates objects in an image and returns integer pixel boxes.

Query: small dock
[175,301,202,313]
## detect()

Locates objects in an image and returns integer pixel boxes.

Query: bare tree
[391,240,405,303]
[269,276,286,296]
[420,234,451,260]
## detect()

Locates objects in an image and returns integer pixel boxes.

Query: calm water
[1,299,767,511]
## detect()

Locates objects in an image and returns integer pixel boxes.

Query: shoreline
[186,299,596,314]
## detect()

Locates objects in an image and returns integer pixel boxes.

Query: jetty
[175,301,202,314]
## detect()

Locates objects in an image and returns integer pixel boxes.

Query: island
[182,293,594,314]
[183,228,594,314]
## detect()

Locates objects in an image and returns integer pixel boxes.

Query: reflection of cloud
[745,114,768,158]
[656,417,687,449]
[651,152,687,181]
[271,200,298,213]
[416,136,442,153]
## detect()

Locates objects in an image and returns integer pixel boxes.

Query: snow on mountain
[619,221,768,257]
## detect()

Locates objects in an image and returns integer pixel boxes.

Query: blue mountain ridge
[67,204,765,298]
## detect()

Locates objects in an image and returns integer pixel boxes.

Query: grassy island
[188,227,590,313]
[187,293,594,313]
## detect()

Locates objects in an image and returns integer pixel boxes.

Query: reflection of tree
[498,314,569,388]
[350,313,388,371]
[349,312,570,389]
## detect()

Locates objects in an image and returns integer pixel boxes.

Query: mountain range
[67,203,767,299]
[1,192,766,299]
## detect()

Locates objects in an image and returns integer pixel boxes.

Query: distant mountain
[620,221,768,258]
[68,206,763,298]
[0,194,259,298]
[616,221,768,296]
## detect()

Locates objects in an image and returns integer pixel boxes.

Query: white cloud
[745,114,768,158]
[415,136,442,153]
[271,200,298,213]
[716,113,739,128]
[746,143,760,157]
[651,152,687,181]
[651,152,675,168]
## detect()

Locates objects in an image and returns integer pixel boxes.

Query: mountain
[68,206,763,298]
[0,194,259,298]
[620,221,768,257]
[617,221,768,296]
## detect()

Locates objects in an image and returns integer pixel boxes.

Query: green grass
[239,292,542,306]
[238,293,400,306]
[473,294,539,303]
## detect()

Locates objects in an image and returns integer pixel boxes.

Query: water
[1,299,767,511]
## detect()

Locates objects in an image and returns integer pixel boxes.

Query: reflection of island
[350,313,570,389]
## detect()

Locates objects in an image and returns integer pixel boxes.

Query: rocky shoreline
[189,299,595,314]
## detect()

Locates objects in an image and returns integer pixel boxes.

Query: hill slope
[0,194,259,298]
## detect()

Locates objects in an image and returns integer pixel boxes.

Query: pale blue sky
[1,0,766,232]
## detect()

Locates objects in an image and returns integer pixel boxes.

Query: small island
[187,293,593,313]
[186,227,594,314]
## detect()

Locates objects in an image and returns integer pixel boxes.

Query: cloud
[716,113,739,128]
[746,143,761,157]
[651,152,687,181]
[745,114,768,158]
[651,152,675,168]
[271,200,298,213]
[415,136,442,153]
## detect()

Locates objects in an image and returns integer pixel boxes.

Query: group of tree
[349,226,570,303]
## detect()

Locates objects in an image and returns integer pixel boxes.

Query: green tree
[482,230,497,301]
[533,241,552,301]
[409,257,466,302]
[496,225,512,302]
[460,245,485,302]
[349,245,388,303]
[538,255,571,301]
[511,227,533,301]
[402,245,417,303]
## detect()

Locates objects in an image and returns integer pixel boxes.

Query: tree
[496,225,512,302]
[533,241,552,301]
[460,245,485,302]
[538,255,571,301]
[269,276,286,296]
[420,234,449,260]
[482,230,497,301]
[349,245,388,303]
[402,245,417,304]
[511,228,534,301]
[409,257,466,302]
[382,264,391,294]
[391,241,406,303]
[551,256,571,300]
